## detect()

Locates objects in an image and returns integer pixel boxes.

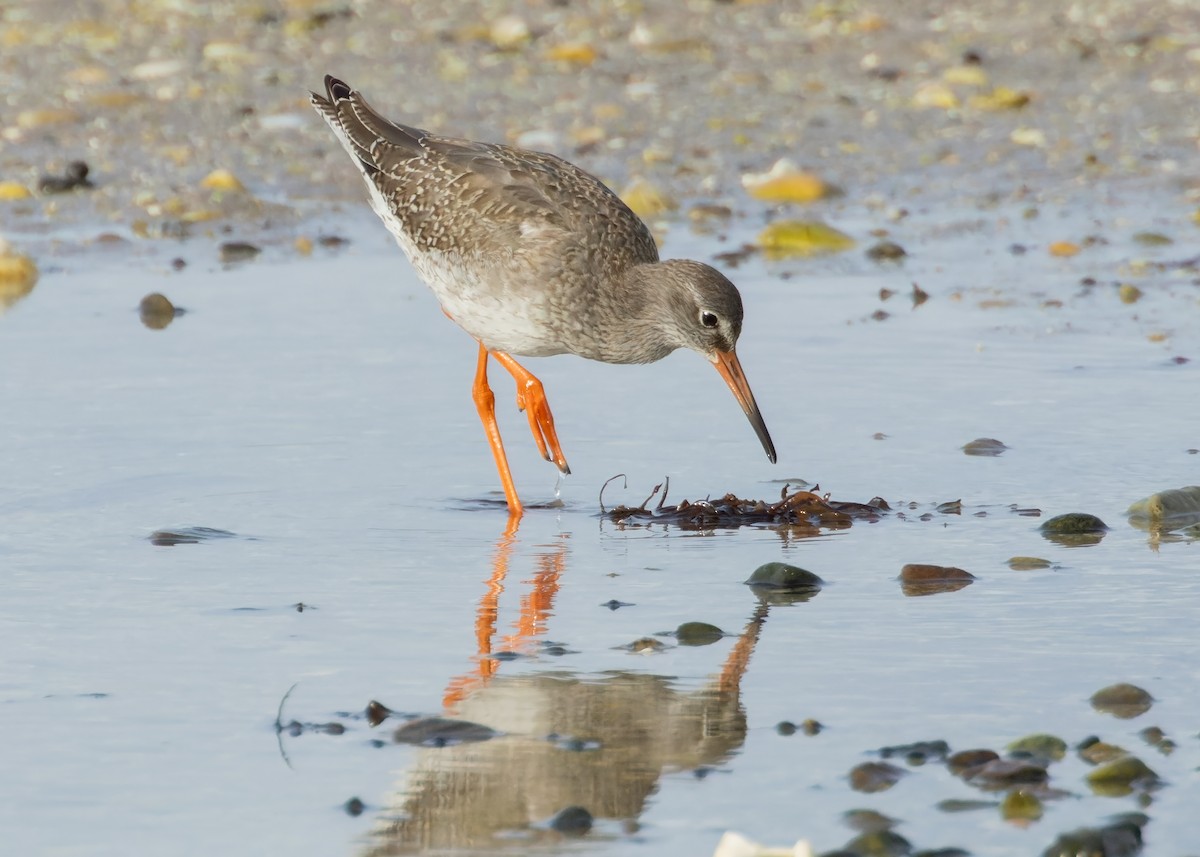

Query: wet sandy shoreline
[2,0,1198,257]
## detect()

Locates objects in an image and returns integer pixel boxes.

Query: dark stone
[849,761,907,793]
[392,717,499,746]
[343,796,365,816]
[549,805,593,835]
[38,160,94,193]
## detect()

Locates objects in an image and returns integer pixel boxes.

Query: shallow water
[2,194,1198,857]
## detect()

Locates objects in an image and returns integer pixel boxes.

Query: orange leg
[471,344,524,518]
[491,350,571,475]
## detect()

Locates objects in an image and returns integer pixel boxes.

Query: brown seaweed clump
[600,477,889,531]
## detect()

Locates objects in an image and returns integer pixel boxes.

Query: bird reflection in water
[361,520,775,855]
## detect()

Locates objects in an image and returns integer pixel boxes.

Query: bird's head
[646,259,776,464]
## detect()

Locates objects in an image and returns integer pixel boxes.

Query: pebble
[392,717,498,746]
[965,758,1048,789]
[1090,682,1153,719]
[741,159,830,204]
[0,241,39,311]
[139,292,178,330]
[38,160,93,193]
[219,241,261,264]
[865,240,907,262]
[961,437,1007,456]
[848,761,906,793]
[0,181,34,200]
[199,169,246,192]
[548,805,593,835]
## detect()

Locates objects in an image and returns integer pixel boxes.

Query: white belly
[414,245,566,356]
[362,177,573,357]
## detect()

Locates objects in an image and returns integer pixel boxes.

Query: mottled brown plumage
[311,75,775,516]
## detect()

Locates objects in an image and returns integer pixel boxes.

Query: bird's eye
[700,311,719,328]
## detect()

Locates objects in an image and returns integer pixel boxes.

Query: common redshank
[311,75,776,516]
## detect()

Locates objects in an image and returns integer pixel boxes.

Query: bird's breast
[398,242,577,357]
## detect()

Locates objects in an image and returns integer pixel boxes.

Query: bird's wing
[312,76,657,264]
[418,136,583,233]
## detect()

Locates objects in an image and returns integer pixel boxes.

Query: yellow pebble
[17,107,80,129]
[619,178,677,219]
[757,220,855,258]
[0,181,33,201]
[180,209,223,223]
[0,244,38,311]
[943,65,990,87]
[912,82,959,110]
[1118,284,1143,304]
[200,168,245,192]
[970,86,1031,111]
[743,160,829,203]
[546,42,598,66]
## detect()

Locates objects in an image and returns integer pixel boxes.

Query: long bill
[712,348,777,464]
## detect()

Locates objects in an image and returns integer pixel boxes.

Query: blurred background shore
[2,0,1198,258]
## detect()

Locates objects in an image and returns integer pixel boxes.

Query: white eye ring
[700,311,719,329]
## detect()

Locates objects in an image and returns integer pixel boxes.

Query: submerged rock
[1079,740,1129,765]
[1039,513,1109,546]
[1007,733,1067,762]
[1090,683,1153,719]
[1126,486,1200,531]
[745,562,824,591]
[673,621,727,646]
[866,240,907,262]
[392,717,499,747]
[343,796,365,816]
[842,808,898,833]
[1001,788,1043,822]
[621,637,667,653]
[899,563,974,596]
[548,805,593,836]
[966,758,1048,790]
[139,292,181,329]
[878,739,950,764]
[148,526,237,546]
[961,437,1008,456]
[849,761,906,793]
[1041,816,1145,857]
[219,241,261,264]
[1040,513,1108,534]
[1086,756,1160,796]
[365,700,393,727]
[1006,556,1051,570]
[948,749,999,776]
[937,798,998,813]
[842,829,912,857]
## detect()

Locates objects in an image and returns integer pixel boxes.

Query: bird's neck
[587,263,679,365]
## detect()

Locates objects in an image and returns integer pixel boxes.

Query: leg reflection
[442,521,565,712]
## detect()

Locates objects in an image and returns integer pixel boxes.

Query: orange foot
[492,350,570,475]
